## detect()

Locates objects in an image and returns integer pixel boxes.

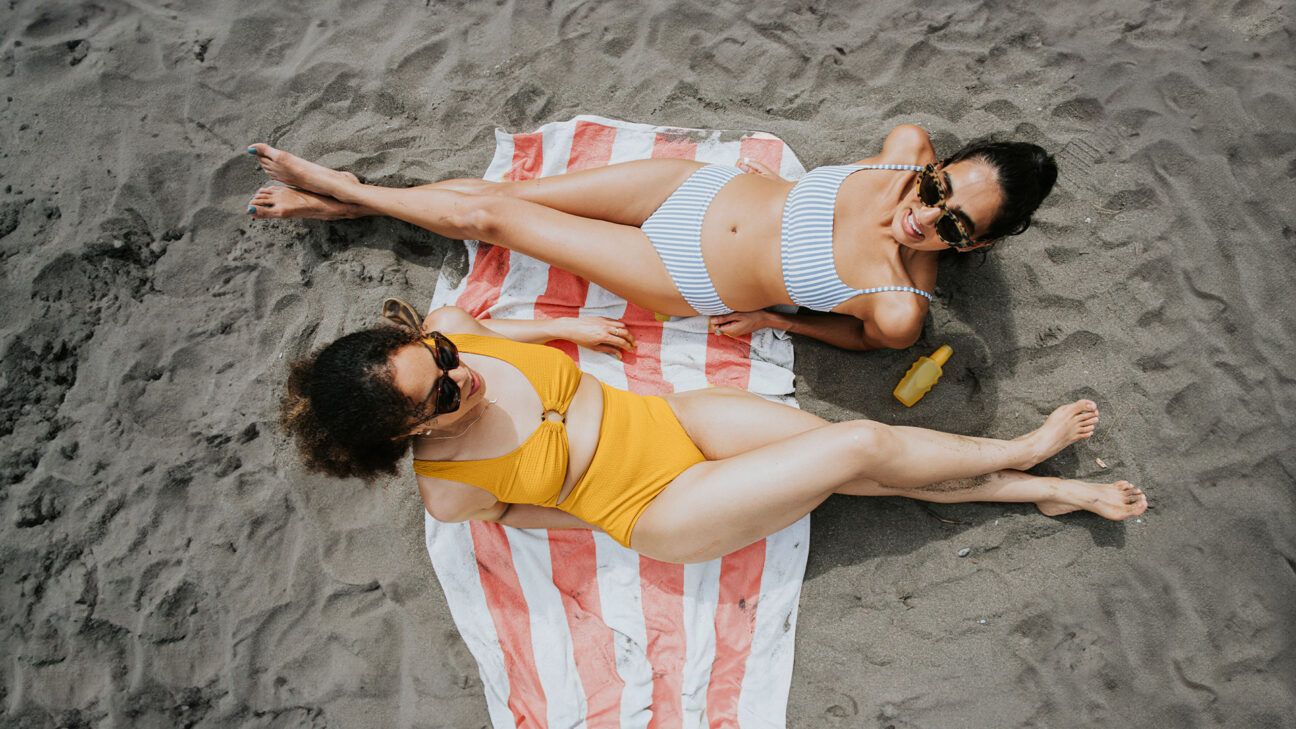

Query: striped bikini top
[412,333,583,506]
[780,164,935,312]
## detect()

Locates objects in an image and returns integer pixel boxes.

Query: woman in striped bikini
[248,124,1056,351]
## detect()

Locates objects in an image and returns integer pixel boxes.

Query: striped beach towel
[424,115,810,728]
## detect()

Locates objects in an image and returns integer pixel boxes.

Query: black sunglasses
[914,164,977,249]
[419,332,462,417]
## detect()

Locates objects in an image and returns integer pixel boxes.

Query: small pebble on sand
[957,547,971,558]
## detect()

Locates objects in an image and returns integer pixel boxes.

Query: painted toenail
[247,205,256,214]
[247,146,257,156]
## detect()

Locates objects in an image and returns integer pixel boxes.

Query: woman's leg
[248,144,703,224]
[634,389,1144,563]
[836,470,1146,522]
[425,159,706,225]
[246,144,698,315]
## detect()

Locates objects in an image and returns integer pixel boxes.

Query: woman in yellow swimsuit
[281,303,1146,564]
[248,124,1056,351]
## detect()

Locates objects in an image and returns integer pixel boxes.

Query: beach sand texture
[1,0,1293,727]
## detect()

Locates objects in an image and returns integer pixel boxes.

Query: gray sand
[2,1,1294,727]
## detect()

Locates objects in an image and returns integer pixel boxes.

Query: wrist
[550,317,577,342]
[762,311,789,332]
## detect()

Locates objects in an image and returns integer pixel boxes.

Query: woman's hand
[709,311,771,337]
[560,317,636,357]
[737,156,784,181]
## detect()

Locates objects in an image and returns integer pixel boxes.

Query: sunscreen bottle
[893,345,953,407]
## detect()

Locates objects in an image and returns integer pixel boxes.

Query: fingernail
[246,146,257,156]
[247,205,256,214]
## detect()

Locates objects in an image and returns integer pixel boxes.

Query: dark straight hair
[943,139,1058,242]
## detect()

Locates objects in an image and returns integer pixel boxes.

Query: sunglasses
[419,332,462,417]
[914,164,977,249]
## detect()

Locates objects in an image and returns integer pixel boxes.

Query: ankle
[1012,434,1046,470]
[331,181,365,205]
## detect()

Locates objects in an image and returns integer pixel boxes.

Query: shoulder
[866,124,937,166]
[423,306,494,337]
[416,471,498,523]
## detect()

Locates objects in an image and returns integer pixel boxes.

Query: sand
[1,0,1294,726]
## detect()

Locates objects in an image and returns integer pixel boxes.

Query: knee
[448,193,505,240]
[836,420,895,466]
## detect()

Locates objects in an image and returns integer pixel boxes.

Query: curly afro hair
[280,325,426,481]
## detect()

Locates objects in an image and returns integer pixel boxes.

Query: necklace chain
[420,399,497,440]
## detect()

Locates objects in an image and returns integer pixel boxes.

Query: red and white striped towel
[425,115,809,728]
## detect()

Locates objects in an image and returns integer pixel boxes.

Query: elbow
[866,298,926,350]
[870,315,924,350]
[875,328,921,350]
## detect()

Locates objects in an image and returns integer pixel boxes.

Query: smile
[903,209,924,239]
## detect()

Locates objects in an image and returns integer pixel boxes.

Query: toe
[248,143,276,159]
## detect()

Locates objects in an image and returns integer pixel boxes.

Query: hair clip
[381,297,425,333]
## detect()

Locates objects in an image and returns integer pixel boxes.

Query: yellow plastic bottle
[893,345,953,407]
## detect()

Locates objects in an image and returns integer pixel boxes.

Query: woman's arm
[418,477,594,532]
[710,304,923,351]
[424,306,635,357]
[491,503,599,531]
[473,501,600,530]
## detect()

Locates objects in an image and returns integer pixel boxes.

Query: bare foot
[247,186,366,221]
[246,143,359,199]
[1015,399,1099,469]
[1035,479,1148,521]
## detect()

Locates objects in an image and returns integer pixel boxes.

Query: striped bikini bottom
[640,164,741,316]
